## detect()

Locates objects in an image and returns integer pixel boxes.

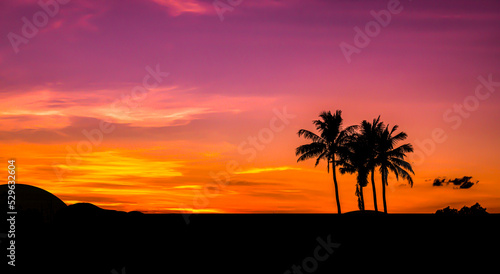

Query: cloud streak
[150,0,212,16]
[235,166,301,174]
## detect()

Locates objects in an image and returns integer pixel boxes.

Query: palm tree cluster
[296,110,414,214]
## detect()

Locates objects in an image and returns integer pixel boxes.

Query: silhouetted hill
[0,184,67,223]
[55,202,127,223]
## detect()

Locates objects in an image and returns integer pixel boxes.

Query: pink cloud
[150,0,212,16]
[0,85,278,131]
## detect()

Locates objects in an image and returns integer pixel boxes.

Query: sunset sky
[1,0,500,213]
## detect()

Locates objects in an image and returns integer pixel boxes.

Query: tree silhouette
[459,203,488,215]
[296,110,356,214]
[358,116,384,212]
[436,203,488,215]
[339,132,370,211]
[296,111,416,213]
[435,206,459,215]
[376,124,414,213]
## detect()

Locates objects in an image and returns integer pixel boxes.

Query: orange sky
[1,0,500,213]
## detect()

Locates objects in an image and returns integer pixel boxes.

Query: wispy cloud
[150,0,211,16]
[235,166,301,174]
[0,86,276,132]
[54,150,183,178]
[172,185,202,189]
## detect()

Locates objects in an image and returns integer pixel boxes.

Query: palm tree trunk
[371,168,378,212]
[359,184,365,211]
[355,184,364,210]
[382,171,388,213]
[332,160,341,214]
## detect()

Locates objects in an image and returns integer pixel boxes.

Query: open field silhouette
[2,1,500,272]
[1,184,499,273]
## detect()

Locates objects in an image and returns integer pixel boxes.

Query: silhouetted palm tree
[339,133,370,211]
[358,116,384,212]
[376,124,414,213]
[296,110,356,214]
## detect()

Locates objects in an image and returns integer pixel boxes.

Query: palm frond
[389,124,399,135]
[388,143,414,157]
[389,157,414,174]
[387,162,400,181]
[390,131,408,146]
[393,164,414,187]
[339,162,355,174]
[315,150,327,167]
[379,165,389,185]
[295,141,324,155]
[297,129,324,143]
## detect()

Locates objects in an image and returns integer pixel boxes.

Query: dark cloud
[432,176,477,189]
[432,178,447,186]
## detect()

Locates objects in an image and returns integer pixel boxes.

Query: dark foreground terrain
[1,184,499,273]
[1,202,499,274]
